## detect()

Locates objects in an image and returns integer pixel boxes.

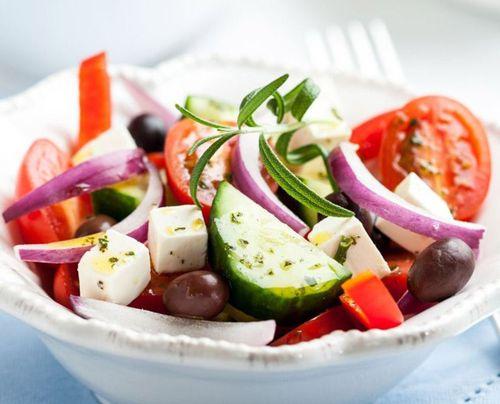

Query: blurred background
[0,0,499,122]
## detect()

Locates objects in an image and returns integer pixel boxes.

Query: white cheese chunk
[308,216,391,278]
[78,230,151,305]
[148,205,208,274]
[375,172,453,254]
[72,125,137,165]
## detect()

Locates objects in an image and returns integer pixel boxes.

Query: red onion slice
[71,295,276,346]
[329,143,485,250]
[397,291,436,319]
[121,77,178,129]
[3,149,147,223]
[14,161,163,263]
[231,134,309,235]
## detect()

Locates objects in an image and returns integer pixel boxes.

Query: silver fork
[306,19,405,84]
[305,19,500,336]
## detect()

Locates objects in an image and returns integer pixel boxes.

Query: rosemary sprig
[237,74,289,128]
[188,132,239,207]
[175,74,351,218]
[274,130,339,192]
[259,134,352,217]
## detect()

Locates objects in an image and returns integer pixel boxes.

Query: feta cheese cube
[78,230,151,305]
[148,205,208,274]
[72,125,137,165]
[394,173,452,218]
[308,216,391,278]
[375,173,453,254]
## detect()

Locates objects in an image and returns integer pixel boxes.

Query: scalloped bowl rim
[0,54,499,372]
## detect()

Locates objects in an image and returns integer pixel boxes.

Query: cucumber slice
[184,95,237,123]
[92,176,148,221]
[210,182,350,324]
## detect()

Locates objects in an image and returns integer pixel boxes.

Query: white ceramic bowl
[0,55,499,404]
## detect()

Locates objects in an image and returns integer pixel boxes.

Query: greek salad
[3,52,490,347]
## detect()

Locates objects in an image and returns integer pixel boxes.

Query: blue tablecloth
[0,312,499,403]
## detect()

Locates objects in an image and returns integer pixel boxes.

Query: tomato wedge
[382,251,415,301]
[271,305,359,346]
[15,139,83,244]
[77,52,111,150]
[350,110,397,160]
[53,264,79,309]
[340,271,403,330]
[165,119,232,220]
[379,96,491,220]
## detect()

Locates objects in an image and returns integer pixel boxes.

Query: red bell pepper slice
[147,152,166,170]
[77,52,111,150]
[340,271,404,330]
[271,306,359,346]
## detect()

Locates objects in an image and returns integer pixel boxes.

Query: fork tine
[369,19,406,84]
[305,30,332,70]
[325,25,355,72]
[347,21,382,79]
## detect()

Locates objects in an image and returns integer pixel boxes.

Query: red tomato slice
[129,271,178,314]
[271,305,359,346]
[53,264,79,309]
[15,139,83,244]
[382,251,415,301]
[340,271,403,330]
[379,96,491,220]
[350,110,397,160]
[77,52,111,150]
[164,119,232,220]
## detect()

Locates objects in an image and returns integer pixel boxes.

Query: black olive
[163,270,229,319]
[128,113,167,152]
[277,186,301,217]
[75,214,117,238]
[318,192,373,233]
[408,238,475,302]
[370,227,391,252]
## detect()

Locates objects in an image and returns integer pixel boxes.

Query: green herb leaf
[275,131,339,192]
[272,91,285,123]
[189,132,239,207]
[267,79,307,116]
[239,90,259,127]
[275,130,295,158]
[286,144,327,165]
[258,134,352,217]
[187,133,224,155]
[334,235,357,264]
[237,74,289,128]
[176,104,232,130]
[290,78,320,121]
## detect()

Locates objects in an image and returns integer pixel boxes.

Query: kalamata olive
[163,270,229,319]
[318,192,373,233]
[74,214,117,238]
[408,238,475,302]
[128,113,166,152]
